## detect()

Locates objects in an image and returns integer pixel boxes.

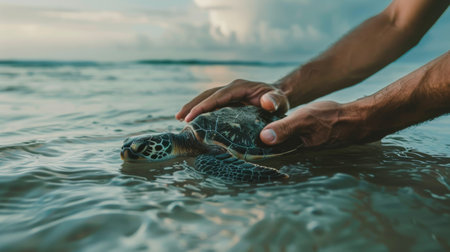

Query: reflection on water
[0,61,449,251]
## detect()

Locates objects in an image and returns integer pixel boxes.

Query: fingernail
[261,129,277,143]
[267,95,279,111]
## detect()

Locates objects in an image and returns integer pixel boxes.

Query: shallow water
[0,61,449,251]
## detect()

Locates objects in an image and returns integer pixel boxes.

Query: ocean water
[0,60,449,252]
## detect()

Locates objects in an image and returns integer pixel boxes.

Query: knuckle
[230,79,245,86]
[277,124,290,138]
[277,120,294,139]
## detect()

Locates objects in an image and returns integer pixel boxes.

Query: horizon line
[0,59,301,67]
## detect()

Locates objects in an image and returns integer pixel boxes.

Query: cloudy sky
[0,0,448,61]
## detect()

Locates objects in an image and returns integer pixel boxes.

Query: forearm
[277,0,448,108]
[344,51,450,143]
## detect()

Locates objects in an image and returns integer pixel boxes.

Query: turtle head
[121,133,175,162]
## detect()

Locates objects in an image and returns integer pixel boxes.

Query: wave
[0,59,299,68]
[0,60,102,67]
[135,59,298,66]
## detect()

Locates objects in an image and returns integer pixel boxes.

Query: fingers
[260,101,347,147]
[177,79,277,122]
[260,90,290,114]
[176,79,289,122]
[175,87,221,120]
[260,115,298,145]
[184,89,236,122]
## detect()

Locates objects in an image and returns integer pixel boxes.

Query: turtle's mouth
[120,147,147,161]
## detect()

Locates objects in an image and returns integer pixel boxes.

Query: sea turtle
[120,106,303,182]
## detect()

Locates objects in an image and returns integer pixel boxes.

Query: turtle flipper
[194,153,288,182]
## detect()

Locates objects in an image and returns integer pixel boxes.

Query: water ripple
[0,62,449,251]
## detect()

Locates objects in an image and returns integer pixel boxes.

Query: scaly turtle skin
[120,106,303,182]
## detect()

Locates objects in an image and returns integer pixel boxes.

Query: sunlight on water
[0,61,449,251]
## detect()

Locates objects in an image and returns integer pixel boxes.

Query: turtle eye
[137,143,146,153]
[131,141,147,153]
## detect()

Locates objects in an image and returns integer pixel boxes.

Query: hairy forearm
[344,51,450,143]
[276,0,448,108]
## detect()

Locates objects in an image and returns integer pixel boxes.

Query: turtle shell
[189,106,301,160]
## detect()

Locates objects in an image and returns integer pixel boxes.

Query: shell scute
[189,106,300,159]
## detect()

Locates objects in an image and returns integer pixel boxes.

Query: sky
[0,0,448,62]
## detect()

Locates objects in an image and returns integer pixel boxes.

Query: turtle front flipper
[194,153,288,182]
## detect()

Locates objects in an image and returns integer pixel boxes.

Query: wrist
[274,63,318,108]
[342,90,410,144]
[340,99,374,144]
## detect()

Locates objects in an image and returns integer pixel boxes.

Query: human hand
[260,101,365,148]
[176,79,290,122]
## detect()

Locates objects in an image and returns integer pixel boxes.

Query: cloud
[43,10,149,23]
[0,0,448,61]
[195,0,322,45]
[0,4,170,60]
[191,0,393,60]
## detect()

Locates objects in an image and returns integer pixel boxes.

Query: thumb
[260,90,290,114]
[260,116,295,145]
